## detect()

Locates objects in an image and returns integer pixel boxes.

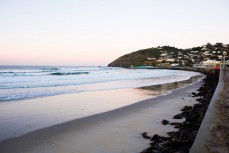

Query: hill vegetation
[108,43,229,68]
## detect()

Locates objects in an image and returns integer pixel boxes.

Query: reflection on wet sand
[138,75,203,96]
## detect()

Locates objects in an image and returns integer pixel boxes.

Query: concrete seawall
[190,66,226,153]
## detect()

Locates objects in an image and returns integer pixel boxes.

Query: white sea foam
[0,66,200,102]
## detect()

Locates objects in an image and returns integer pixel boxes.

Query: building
[171,63,180,67]
[166,58,175,62]
[147,57,156,60]
[160,53,167,57]
[202,60,220,68]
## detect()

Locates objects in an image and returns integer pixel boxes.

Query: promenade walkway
[208,67,229,153]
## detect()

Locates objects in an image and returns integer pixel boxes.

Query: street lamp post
[223,51,227,70]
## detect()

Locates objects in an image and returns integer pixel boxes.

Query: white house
[147,57,156,60]
[166,58,175,62]
[217,55,223,59]
[160,53,167,57]
[156,59,163,63]
[171,63,180,67]
[202,60,220,68]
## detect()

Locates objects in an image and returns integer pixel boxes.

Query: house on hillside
[156,59,163,63]
[202,60,220,68]
[193,63,203,68]
[171,63,180,67]
[217,55,222,59]
[160,53,167,57]
[166,58,175,62]
[157,63,170,67]
[147,57,156,60]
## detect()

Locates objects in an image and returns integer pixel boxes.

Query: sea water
[0,66,199,102]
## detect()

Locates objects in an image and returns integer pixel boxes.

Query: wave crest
[50,72,89,75]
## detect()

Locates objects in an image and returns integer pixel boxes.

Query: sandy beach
[0,76,203,153]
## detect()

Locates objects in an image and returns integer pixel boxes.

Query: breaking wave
[50,72,89,75]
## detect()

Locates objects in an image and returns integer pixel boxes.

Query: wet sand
[0,76,203,153]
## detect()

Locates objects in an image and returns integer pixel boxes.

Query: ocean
[0,66,199,102]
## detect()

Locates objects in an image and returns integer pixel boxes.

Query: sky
[0,0,229,66]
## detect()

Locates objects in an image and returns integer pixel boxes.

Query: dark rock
[170,122,183,128]
[173,113,186,119]
[167,131,176,136]
[170,140,190,149]
[181,105,192,111]
[150,141,157,146]
[186,112,200,122]
[169,140,183,149]
[162,119,169,125]
[150,134,159,141]
[150,150,160,153]
[140,147,153,153]
[192,104,202,110]
[192,92,197,97]
[179,130,189,139]
[188,131,198,142]
[142,132,151,139]
[196,114,204,124]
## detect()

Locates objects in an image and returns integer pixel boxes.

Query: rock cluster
[141,72,219,153]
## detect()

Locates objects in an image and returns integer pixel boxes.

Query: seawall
[190,65,227,153]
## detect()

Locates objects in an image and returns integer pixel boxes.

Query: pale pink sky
[0,0,229,66]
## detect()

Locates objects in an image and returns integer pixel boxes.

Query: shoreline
[0,73,202,142]
[0,68,200,103]
[140,71,219,153]
[0,74,203,153]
